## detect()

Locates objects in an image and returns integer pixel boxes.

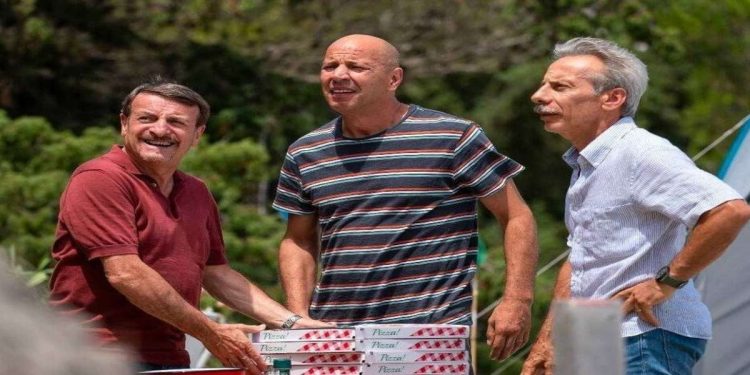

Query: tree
[2,1,748,372]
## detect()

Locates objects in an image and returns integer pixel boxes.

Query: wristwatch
[281,314,302,329]
[655,266,688,289]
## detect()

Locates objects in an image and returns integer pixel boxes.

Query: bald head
[326,34,400,69]
[320,34,405,117]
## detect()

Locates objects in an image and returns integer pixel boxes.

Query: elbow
[103,266,140,291]
[727,199,750,226]
[740,202,750,225]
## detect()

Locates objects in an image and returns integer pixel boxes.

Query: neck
[572,114,622,151]
[122,147,176,196]
[341,100,407,138]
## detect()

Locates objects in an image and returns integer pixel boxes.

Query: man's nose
[332,65,349,79]
[149,118,170,135]
[530,86,547,104]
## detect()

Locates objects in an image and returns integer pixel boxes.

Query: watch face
[657,266,668,279]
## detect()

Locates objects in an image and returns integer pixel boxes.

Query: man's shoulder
[621,126,684,157]
[611,126,693,173]
[72,152,122,176]
[288,118,338,151]
[408,105,475,130]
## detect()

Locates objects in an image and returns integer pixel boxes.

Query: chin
[543,122,565,135]
[138,148,176,163]
[327,103,352,115]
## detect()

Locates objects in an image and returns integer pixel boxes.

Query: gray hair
[553,37,648,117]
[121,77,211,126]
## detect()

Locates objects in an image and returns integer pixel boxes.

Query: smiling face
[120,93,204,174]
[531,55,621,149]
[320,35,403,116]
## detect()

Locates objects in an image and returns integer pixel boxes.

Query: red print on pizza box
[355,324,469,339]
[365,350,468,364]
[251,328,356,342]
[356,339,466,352]
[253,340,357,354]
[362,363,470,374]
[288,365,362,375]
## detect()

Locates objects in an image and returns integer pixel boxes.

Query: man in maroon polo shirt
[49,79,330,374]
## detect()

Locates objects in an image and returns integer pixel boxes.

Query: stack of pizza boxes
[251,328,362,375]
[356,324,471,375]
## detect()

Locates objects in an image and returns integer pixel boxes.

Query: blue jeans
[625,329,707,375]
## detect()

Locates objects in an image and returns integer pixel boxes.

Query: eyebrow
[133,110,191,121]
[542,76,575,84]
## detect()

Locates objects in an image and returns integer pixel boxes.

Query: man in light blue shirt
[522,37,750,375]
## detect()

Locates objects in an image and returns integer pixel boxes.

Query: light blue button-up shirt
[563,117,742,338]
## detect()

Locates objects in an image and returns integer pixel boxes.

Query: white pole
[553,299,623,375]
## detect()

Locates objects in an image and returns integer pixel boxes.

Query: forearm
[203,267,292,328]
[102,256,219,344]
[501,208,539,303]
[670,199,750,279]
[279,238,318,316]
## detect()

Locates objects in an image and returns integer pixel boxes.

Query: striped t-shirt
[273,105,524,325]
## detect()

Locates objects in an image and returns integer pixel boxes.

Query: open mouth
[330,87,356,95]
[144,139,176,148]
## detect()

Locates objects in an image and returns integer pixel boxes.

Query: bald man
[272,34,539,361]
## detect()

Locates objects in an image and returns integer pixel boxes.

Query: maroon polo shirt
[49,145,227,365]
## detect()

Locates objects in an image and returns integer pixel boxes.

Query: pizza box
[262,353,363,365]
[356,339,465,352]
[362,363,469,374]
[355,324,469,339]
[251,328,356,342]
[254,340,356,354]
[365,350,468,363]
[288,365,362,375]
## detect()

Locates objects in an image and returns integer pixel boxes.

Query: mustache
[533,105,558,115]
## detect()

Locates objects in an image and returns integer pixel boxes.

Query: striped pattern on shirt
[273,105,523,325]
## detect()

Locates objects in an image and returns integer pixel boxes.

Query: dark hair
[120,77,210,126]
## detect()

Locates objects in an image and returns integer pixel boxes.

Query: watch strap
[281,314,302,329]
[656,266,688,289]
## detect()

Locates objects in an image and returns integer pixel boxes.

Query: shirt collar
[562,117,637,169]
[103,145,143,175]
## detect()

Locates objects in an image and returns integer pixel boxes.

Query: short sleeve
[452,124,524,197]
[273,151,316,214]
[630,146,742,229]
[206,195,228,265]
[59,170,139,260]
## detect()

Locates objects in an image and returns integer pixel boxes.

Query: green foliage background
[1,1,748,373]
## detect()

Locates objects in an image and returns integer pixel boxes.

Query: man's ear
[119,113,128,136]
[192,125,206,147]
[389,67,404,91]
[601,87,627,111]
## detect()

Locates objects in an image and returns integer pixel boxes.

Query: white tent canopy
[695,115,750,375]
